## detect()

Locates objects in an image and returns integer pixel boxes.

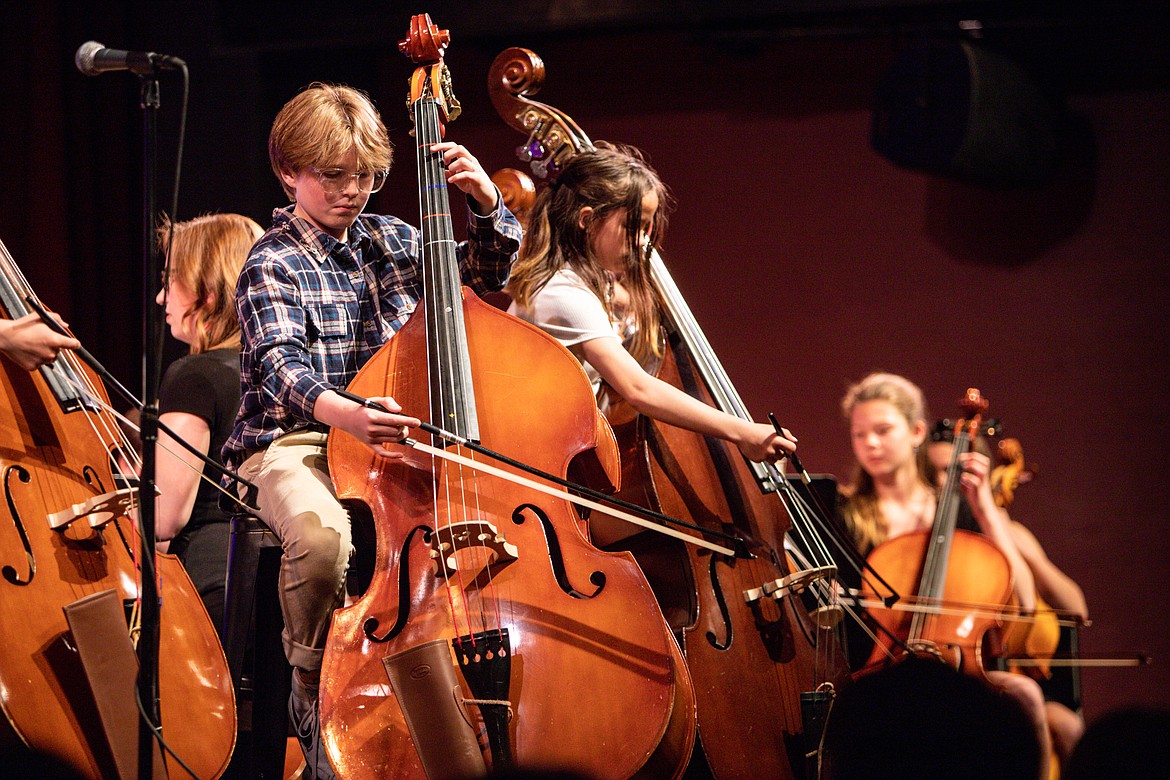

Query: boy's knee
[290,518,352,579]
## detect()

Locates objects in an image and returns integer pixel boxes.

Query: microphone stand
[74,43,197,778]
[136,67,163,780]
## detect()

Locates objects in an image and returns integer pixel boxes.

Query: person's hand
[432,142,498,213]
[737,421,798,464]
[958,451,996,510]
[0,312,81,371]
[332,395,420,459]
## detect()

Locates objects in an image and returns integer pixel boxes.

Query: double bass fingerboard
[413,94,480,445]
[0,238,96,415]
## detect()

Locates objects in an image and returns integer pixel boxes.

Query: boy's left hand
[432,142,497,214]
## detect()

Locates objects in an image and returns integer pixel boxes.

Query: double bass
[319,15,695,779]
[488,46,852,779]
[0,237,235,777]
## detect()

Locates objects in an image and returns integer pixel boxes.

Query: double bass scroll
[488,45,852,780]
[489,47,593,182]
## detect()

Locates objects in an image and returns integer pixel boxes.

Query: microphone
[74,40,185,76]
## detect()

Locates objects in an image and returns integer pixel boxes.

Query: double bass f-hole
[362,524,433,644]
[511,503,606,599]
[3,464,35,585]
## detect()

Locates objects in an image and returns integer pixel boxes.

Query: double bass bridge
[430,520,519,583]
[432,519,519,573]
[46,487,140,532]
[746,564,837,603]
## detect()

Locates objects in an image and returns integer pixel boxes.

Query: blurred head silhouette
[823,658,1040,780]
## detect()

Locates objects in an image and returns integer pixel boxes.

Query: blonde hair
[839,372,937,554]
[268,82,394,199]
[506,142,671,364]
[157,213,263,353]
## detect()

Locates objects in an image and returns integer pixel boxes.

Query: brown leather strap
[63,589,167,779]
[383,639,488,779]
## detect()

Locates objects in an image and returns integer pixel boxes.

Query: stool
[222,512,291,780]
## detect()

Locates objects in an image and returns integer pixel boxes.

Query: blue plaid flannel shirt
[223,201,522,468]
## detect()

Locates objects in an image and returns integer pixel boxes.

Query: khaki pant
[238,430,352,673]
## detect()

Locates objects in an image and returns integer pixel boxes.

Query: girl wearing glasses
[154,212,262,635]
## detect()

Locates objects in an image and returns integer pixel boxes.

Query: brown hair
[506,142,672,364]
[268,82,393,199]
[157,213,263,353]
[839,372,937,554]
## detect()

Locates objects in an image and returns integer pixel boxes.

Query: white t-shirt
[507,267,633,395]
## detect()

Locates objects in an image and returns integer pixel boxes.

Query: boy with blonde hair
[223,82,521,778]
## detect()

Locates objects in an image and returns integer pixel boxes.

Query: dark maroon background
[2,4,1166,721]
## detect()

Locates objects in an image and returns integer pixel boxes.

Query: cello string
[908,426,957,641]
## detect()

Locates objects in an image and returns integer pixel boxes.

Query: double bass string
[22,279,260,525]
[1,246,129,477]
[0,240,146,588]
[415,89,506,645]
[415,93,474,642]
[652,247,852,684]
[649,245,863,723]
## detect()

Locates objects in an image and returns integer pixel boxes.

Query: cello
[319,15,695,779]
[929,421,1065,682]
[860,388,1018,678]
[0,237,235,777]
[488,46,852,779]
